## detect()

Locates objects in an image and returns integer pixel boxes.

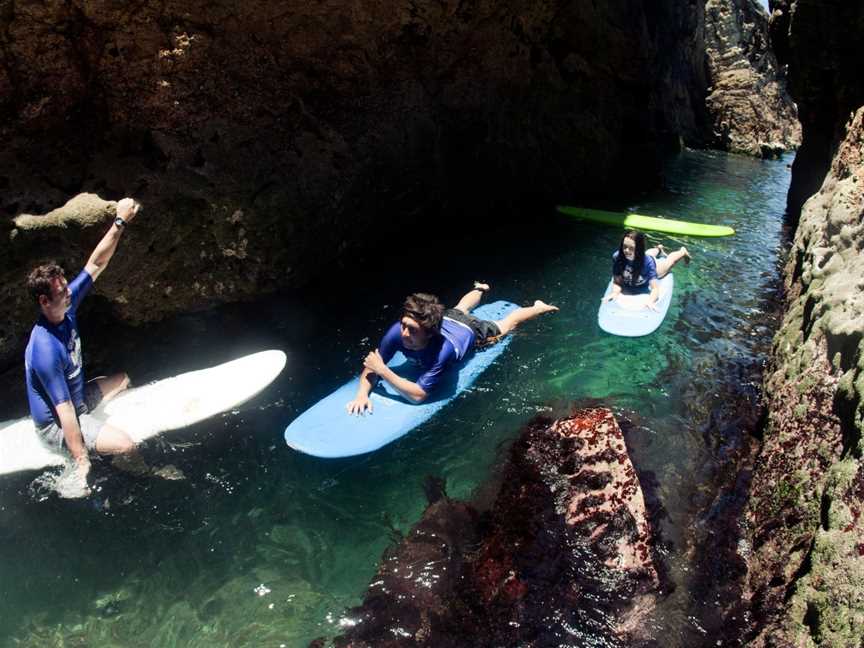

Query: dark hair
[402,293,444,333]
[612,230,647,288]
[27,263,65,305]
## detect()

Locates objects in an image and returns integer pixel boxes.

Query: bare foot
[533,300,559,313]
[680,247,692,265]
[473,281,490,292]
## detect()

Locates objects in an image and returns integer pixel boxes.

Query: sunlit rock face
[738,1,864,644]
[703,0,800,156]
[742,105,864,648]
[0,0,711,370]
[328,408,665,647]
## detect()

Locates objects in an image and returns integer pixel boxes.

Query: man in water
[25,197,141,489]
[346,283,558,414]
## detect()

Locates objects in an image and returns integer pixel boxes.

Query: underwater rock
[703,0,800,156]
[328,407,664,647]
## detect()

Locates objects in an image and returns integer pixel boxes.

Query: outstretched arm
[85,198,140,281]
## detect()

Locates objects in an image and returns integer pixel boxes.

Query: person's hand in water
[72,455,91,495]
[346,394,373,416]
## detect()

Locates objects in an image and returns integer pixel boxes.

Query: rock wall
[0,0,710,371]
[704,0,800,156]
[740,1,864,644]
[769,0,864,220]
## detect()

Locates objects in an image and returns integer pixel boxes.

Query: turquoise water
[0,150,791,646]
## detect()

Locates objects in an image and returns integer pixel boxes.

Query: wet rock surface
[704,0,800,156]
[735,2,864,639]
[0,0,711,370]
[740,105,864,647]
[328,407,665,647]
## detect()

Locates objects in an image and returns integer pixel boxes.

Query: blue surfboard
[284,301,519,458]
[598,273,674,337]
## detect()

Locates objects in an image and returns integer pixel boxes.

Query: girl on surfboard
[602,230,691,311]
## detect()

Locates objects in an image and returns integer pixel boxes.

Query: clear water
[0,150,792,647]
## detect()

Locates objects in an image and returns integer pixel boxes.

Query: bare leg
[494,300,559,336]
[96,424,184,479]
[655,247,692,278]
[93,372,130,402]
[95,424,136,455]
[646,244,666,258]
[453,282,490,314]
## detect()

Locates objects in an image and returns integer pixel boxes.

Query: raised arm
[84,198,140,281]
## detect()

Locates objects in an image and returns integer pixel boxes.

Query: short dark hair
[402,293,444,333]
[27,263,65,305]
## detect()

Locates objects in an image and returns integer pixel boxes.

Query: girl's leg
[655,247,692,278]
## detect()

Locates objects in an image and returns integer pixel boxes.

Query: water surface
[0,150,792,647]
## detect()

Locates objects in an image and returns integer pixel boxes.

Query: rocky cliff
[769,0,864,221]
[0,0,710,371]
[738,1,864,645]
[704,0,800,156]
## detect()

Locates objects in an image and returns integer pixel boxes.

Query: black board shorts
[443,308,502,346]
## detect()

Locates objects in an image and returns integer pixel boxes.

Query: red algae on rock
[330,407,664,648]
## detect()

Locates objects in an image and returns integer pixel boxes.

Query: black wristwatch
[114,216,127,229]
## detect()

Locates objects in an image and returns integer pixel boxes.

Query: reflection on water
[0,150,791,646]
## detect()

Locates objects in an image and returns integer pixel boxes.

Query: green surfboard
[557,206,735,238]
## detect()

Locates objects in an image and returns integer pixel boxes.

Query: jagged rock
[769,0,864,220]
[704,0,800,156]
[0,1,712,371]
[329,407,664,647]
[742,78,864,648]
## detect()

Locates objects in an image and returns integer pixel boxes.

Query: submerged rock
[328,407,664,647]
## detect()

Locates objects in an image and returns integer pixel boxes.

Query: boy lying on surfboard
[346,283,558,415]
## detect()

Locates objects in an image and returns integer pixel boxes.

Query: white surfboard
[0,350,287,476]
[597,273,674,337]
